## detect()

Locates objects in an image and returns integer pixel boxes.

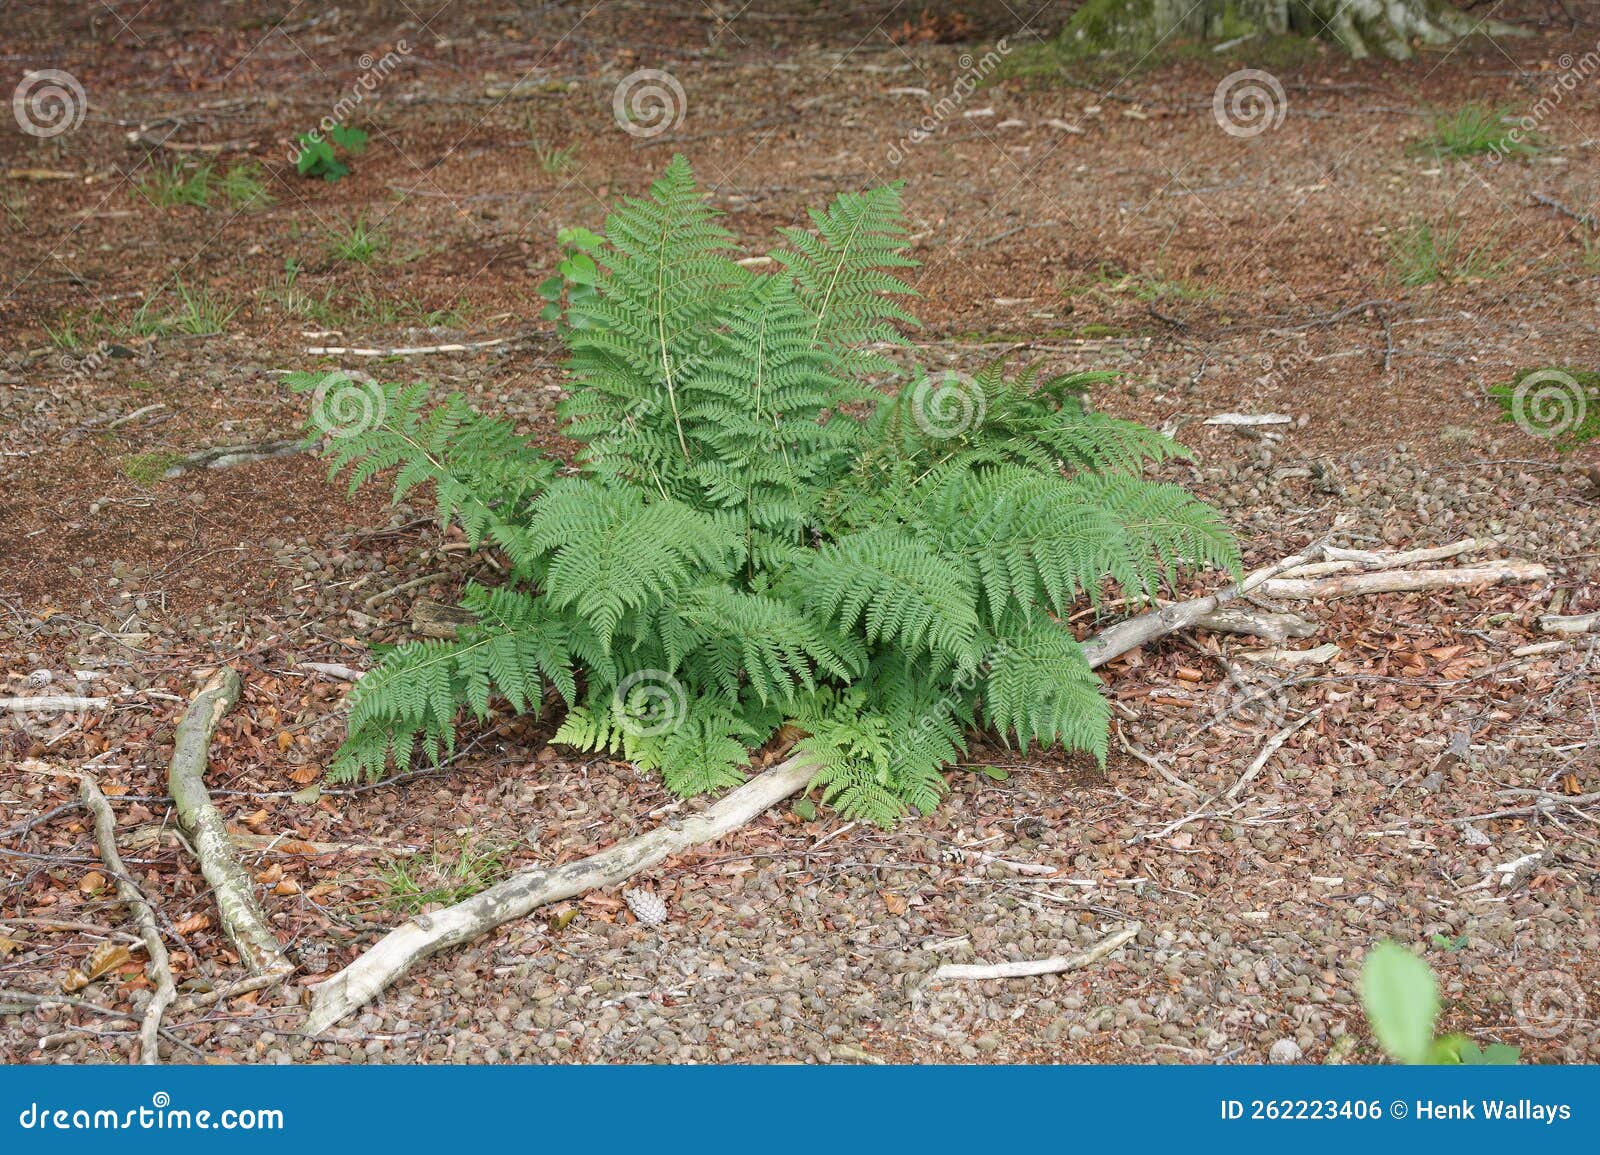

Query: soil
[2,1,1597,1065]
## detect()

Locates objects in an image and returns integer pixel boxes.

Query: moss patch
[120,451,184,487]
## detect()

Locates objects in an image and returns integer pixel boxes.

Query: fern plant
[293,156,1238,827]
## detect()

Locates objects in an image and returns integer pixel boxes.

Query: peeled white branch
[79,775,175,1065]
[1187,606,1317,643]
[1079,543,1331,667]
[930,923,1141,982]
[1235,643,1342,666]
[303,753,820,1035]
[1539,612,1599,636]
[0,696,108,712]
[1256,562,1547,601]
[166,668,291,980]
[1278,538,1495,579]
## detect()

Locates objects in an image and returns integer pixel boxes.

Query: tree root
[166,668,292,981]
[79,775,176,1064]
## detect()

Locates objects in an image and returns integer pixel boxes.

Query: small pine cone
[623,888,667,928]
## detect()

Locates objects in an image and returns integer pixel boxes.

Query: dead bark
[410,597,477,639]
[79,775,175,1064]
[0,695,109,713]
[1059,0,1521,61]
[1539,611,1600,636]
[163,440,302,477]
[1256,561,1547,600]
[165,667,292,980]
[1188,605,1317,643]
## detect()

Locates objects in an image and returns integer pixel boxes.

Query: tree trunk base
[1059,0,1519,62]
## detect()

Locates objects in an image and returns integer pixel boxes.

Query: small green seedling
[531,135,579,176]
[1488,368,1599,450]
[295,123,369,181]
[536,226,605,328]
[1430,932,1468,953]
[1360,940,1520,1065]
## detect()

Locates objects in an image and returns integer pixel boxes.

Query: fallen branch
[1188,606,1317,643]
[929,922,1140,982]
[79,775,174,1064]
[1319,536,1494,569]
[1531,190,1599,230]
[957,849,1058,875]
[1448,791,1600,825]
[1235,643,1342,666]
[163,440,302,477]
[1115,719,1199,797]
[1256,561,1547,600]
[1282,537,1495,578]
[1224,709,1323,802]
[298,662,365,682]
[1540,611,1599,635]
[1203,413,1293,426]
[303,753,820,1034]
[302,530,1538,1030]
[1513,639,1582,658]
[306,336,523,357]
[0,695,109,713]
[166,668,292,980]
[1080,539,1334,667]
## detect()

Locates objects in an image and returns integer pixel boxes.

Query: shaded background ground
[2,0,1597,1063]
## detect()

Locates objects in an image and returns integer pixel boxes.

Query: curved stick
[79,775,175,1064]
[305,753,818,1035]
[166,667,291,980]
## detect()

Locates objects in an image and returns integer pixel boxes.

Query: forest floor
[2,0,1598,1064]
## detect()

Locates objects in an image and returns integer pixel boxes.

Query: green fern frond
[773,183,920,375]
[982,625,1109,760]
[301,158,1238,825]
[288,372,553,543]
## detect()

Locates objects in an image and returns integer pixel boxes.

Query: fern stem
[654,219,692,462]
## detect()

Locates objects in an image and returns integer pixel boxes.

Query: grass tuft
[324,214,389,264]
[380,836,510,913]
[1422,102,1543,160]
[1386,217,1504,287]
